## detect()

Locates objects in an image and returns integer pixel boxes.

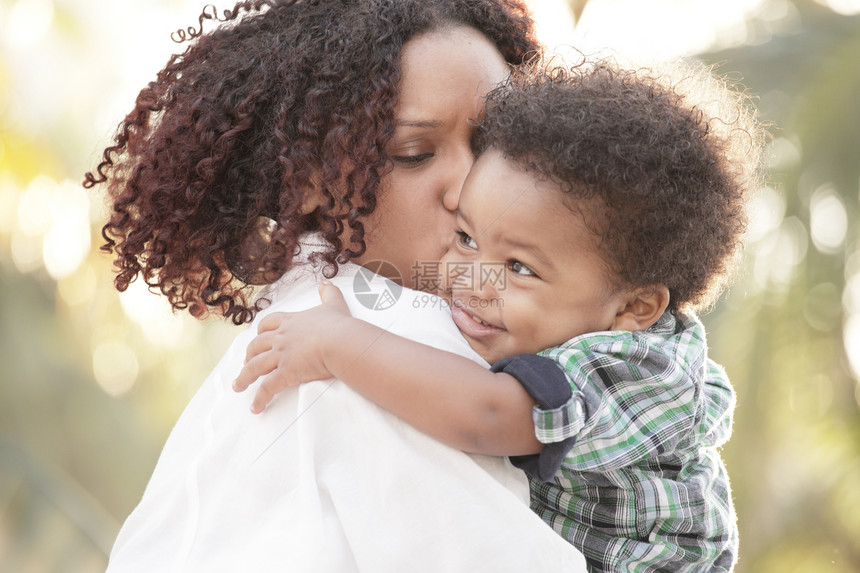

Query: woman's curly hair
[84,0,539,324]
[475,56,765,313]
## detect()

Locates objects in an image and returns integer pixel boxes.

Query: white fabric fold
[107,241,586,572]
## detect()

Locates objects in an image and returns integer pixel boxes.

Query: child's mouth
[450,304,503,340]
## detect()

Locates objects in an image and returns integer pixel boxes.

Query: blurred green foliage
[699,1,860,571]
[1,0,858,571]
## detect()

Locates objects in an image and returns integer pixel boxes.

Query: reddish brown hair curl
[85,0,538,324]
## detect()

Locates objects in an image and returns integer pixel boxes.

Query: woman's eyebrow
[396,119,444,128]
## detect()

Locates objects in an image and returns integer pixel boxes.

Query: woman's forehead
[397,26,509,121]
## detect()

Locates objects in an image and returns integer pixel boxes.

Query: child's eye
[508,260,537,277]
[392,153,433,167]
[455,230,477,250]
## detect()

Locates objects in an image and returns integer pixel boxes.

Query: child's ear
[610,285,670,332]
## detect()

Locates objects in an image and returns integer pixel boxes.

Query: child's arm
[234,282,542,456]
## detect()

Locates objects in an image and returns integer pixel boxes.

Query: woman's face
[353,26,509,291]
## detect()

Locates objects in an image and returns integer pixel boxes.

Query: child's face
[440,149,632,364]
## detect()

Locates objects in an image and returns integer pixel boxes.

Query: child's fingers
[249,371,294,414]
[233,350,278,392]
[249,381,278,414]
[257,311,292,334]
[244,331,274,364]
[318,281,348,311]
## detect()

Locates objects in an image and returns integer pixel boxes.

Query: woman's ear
[610,285,670,332]
[300,175,328,214]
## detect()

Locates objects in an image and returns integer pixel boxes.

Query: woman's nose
[442,146,475,212]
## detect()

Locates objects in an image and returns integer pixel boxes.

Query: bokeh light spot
[10,231,42,274]
[43,181,91,279]
[746,186,786,243]
[844,270,860,315]
[92,340,139,397]
[753,216,808,291]
[57,264,97,307]
[0,177,18,235]
[809,184,847,254]
[5,0,54,49]
[16,175,55,237]
[816,0,860,15]
[845,314,860,381]
[766,136,802,171]
[119,279,187,347]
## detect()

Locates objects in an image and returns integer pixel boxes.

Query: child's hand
[233,281,352,413]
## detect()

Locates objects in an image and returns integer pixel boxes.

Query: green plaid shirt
[518,312,737,572]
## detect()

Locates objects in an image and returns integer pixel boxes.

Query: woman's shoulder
[255,250,487,366]
[341,270,489,367]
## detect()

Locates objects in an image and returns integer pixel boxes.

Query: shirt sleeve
[538,336,700,475]
[490,354,583,482]
[493,328,703,481]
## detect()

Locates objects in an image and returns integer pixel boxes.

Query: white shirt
[107,240,587,572]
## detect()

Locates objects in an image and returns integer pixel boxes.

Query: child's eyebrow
[458,205,556,272]
[498,236,555,270]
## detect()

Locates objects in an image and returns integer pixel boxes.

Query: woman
[86,1,587,570]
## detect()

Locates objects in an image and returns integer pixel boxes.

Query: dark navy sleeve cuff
[491,354,579,483]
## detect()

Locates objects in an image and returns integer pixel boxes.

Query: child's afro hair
[475,56,766,313]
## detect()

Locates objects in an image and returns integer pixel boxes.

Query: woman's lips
[450,304,503,340]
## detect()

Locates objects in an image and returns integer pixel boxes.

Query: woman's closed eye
[392,153,434,167]
[508,260,538,277]
[455,230,477,249]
